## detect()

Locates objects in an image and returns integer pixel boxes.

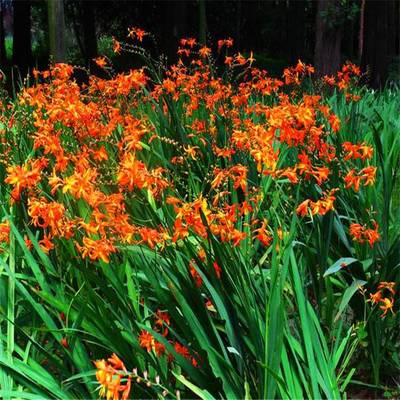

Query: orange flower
[296,199,310,217]
[0,221,10,244]
[199,46,211,58]
[213,261,222,278]
[174,341,190,359]
[180,37,197,48]
[349,223,364,243]
[190,262,203,287]
[360,166,376,186]
[128,27,147,42]
[76,237,116,263]
[94,57,107,68]
[224,56,233,65]
[5,159,43,201]
[342,142,373,160]
[94,354,131,400]
[183,145,200,160]
[377,282,396,296]
[379,297,394,317]
[364,222,380,247]
[344,170,362,192]
[217,38,234,51]
[277,167,298,184]
[39,234,54,254]
[155,310,170,328]
[154,341,166,357]
[113,38,121,54]
[138,330,154,352]
[349,221,380,247]
[311,166,330,186]
[344,166,376,191]
[369,290,382,305]
[254,220,272,247]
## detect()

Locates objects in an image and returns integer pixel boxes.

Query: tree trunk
[0,1,6,67]
[314,0,342,76]
[358,0,365,59]
[82,1,97,67]
[12,0,31,74]
[198,0,207,44]
[47,0,66,63]
[361,0,389,88]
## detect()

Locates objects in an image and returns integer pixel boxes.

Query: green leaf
[173,373,216,400]
[323,257,358,277]
[335,279,367,322]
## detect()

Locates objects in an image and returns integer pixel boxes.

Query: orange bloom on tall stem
[94,354,131,400]
[369,290,382,305]
[138,330,154,352]
[380,297,394,317]
[349,221,380,247]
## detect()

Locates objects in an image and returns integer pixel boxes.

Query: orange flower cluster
[0,220,10,245]
[117,153,169,195]
[138,310,198,366]
[5,62,161,262]
[344,167,376,192]
[369,282,396,317]
[283,60,314,85]
[211,165,248,193]
[167,196,246,246]
[128,27,148,42]
[2,37,376,266]
[296,189,338,217]
[323,62,361,92]
[342,142,373,161]
[5,158,44,201]
[349,221,380,247]
[94,353,131,400]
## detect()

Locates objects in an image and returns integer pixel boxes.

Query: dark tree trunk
[48,0,66,63]
[69,2,85,62]
[198,0,207,44]
[12,0,31,74]
[314,0,342,76]
[82,1,97,67]
[361,0,389,88]
[358,0,365,59]
[0,1,6,67]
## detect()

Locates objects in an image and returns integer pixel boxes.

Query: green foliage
[320,0,360,29]
[0,59,399,399]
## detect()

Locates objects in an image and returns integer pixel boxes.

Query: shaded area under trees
[0,0,399,88]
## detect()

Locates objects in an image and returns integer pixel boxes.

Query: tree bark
[358,0,365,59]
[12,0,31,74]
[198,0,207,44]
[0,1,6,67]
[47,0,66,63]
[314,0,342,76]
